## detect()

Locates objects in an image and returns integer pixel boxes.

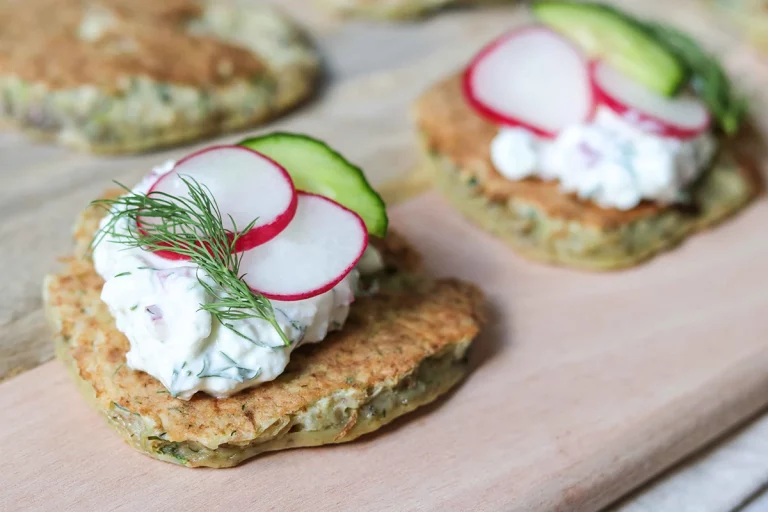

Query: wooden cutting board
[2,0,768,510]
[3,191,768,512]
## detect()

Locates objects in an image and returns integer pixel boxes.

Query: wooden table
[1,0,767,510]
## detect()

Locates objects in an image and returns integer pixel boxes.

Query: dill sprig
[91,176,289,346]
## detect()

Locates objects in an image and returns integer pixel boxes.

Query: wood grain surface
[3,191,768,511]
[1,0,768,510]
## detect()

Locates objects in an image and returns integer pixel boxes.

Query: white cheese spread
[490,108,718,210]
[93,162,383,400]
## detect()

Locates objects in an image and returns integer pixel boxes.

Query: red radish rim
[462,26,596,139]
[250,192,369,302]
[590,61,711,140]
[138,145,298,261]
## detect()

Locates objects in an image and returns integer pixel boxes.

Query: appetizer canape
[44,133,484,467]
[0,0,318,153]
[414,1,760,269]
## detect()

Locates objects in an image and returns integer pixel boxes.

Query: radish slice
[592,60,711,139]
[239,193,368,301]
[463,26,594,138]
[142,145,297,260]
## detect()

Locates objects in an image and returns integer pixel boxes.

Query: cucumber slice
[532,1,686,96]
[238,133,388,238]
[644,22,747,135]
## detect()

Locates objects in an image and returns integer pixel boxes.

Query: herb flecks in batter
[91,176,289,346]
[196,351,262,383]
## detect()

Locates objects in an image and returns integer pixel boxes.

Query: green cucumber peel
[531,1,746,134]
[531,0,688,96]
[642,22,748,135]
[238,133,388,238]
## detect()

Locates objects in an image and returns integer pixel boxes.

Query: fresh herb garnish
[196,352,261,383]
[112,402,130,413]
[91,176,289,346]
[169,369,180,398]
[159,442,188,463]
[114,271,132,278]
[643,22,747,135]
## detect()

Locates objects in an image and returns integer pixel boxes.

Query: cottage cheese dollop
[490,108,718,210]
[93,162,383,400]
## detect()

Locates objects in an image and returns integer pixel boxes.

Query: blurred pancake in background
[0,0,319,153]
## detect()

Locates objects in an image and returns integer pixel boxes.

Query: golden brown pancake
[0,0,318,153]
[44,191,485,467]
[413,75,762,269]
